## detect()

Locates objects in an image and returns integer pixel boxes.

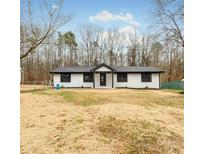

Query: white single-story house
[50,63,165,89]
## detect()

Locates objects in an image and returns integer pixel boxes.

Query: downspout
[112,71,114,88]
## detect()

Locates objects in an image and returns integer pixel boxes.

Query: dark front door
[100,73,106,86]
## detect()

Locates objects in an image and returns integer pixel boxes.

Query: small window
[117,73,127,82]
[141,73,152,82]
[60,73,71,82]
[84,73,93,82]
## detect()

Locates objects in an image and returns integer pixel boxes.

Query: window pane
[84,73,93,82]
[60,73,70,82]
[141,73,152,82]
[117,73,127,82]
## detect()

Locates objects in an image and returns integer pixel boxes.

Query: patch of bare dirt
[20,84,49,91]
[149,90,182,96]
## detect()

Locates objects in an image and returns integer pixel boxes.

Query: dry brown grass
[20,85,184,154]
[96,116,183,154]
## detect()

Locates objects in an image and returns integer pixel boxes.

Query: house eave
[50,71,165,74]
[90,63,116,72]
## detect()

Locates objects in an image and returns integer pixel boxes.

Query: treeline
[20,0,184,83]
[21,25,184,82]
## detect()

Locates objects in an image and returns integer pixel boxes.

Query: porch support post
[112,71,114,88]
[159,73,160,89]
[93,72,95,88]
[51,73,54,88]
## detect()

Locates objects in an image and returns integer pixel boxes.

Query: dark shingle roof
[112,66,164,73]
[90,63,116,72]
[50,66,94,73]
[50,64,164,73]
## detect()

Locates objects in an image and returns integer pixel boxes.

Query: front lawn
[20,86,184,154]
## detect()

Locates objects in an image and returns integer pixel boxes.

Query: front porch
[91,63,115,88]
[93,72,114,88]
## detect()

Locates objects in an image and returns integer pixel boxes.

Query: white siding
[114,73,159,89]
[53,73,93,88]
[53,72,160,89]
[95,66,112,72]
[94,73,112,88]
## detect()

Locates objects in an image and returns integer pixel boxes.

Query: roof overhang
[90,63,116,72]
[115,70,165,73]
[49,64,165,74]
[49,71,90,73]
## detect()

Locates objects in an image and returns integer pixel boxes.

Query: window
[141,73,152,82]
[117,73,127,82]
[60,73,71,82]
[83,73,93,82]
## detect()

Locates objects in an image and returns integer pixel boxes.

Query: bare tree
[21,22,184,83]
[20,0,72,60]
[126,30,140,66]
[153,0,184,47]
[140,35,156,66]
[104,28,122,66]
[150,41,163,66]
[79,24,103,66]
